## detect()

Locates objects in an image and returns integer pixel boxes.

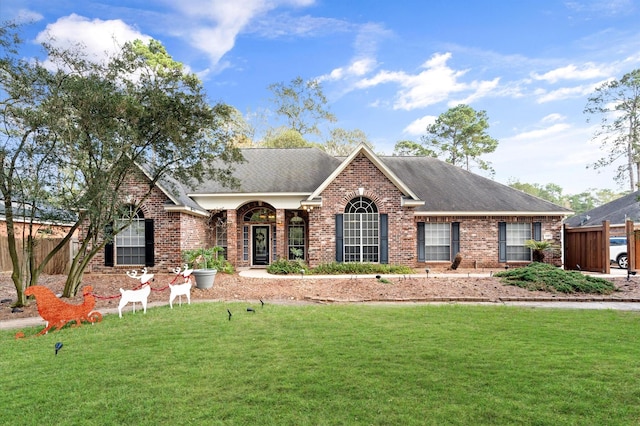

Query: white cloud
[541,113,566,123]
[535,80,607,103]
[36,14,151,64]
[531,63,611,83]
[509,123,572,141]
[355,52,501,110]
[565,0,635,17]
[320,58,377,82]
[317,22,390,84]
[14,9,43,24]
[488,123,612,192]
[403,115,437,136]
[169,0,317,66]
[449,77,501,105]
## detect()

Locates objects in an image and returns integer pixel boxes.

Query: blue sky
[3,0,640,195]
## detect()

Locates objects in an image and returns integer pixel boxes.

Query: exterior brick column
[276,208,286,260]
[226,209,237,265]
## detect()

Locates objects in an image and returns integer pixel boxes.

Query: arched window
[243,207,276,223]
[344,197,379,263]
[115,206,146,265]
[288,214,305,260]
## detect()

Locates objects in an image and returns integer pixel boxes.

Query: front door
[253,226,269,266]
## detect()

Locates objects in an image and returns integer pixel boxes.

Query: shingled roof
[564,190,640,227]
[173,146,571,215]
[191,147,342,194]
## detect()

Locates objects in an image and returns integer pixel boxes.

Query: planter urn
[192,269,217,289]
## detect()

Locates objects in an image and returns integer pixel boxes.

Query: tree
[507,181,565,206]
[585,69,640,191]
[403,104,498,175]
[508,179,626,215]
[1,26,241,304]
[267,76,336,139]
[324,128,371,156]
[0,23,76,306]
[393,140,436,157]
[261,127,315,148]
[227,106,255,148]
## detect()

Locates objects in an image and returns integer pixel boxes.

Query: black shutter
[144,219,155,267]
[533,222,542,241]
[417,222,425,262]
[335,214,343,262]
[380,214,388,264]
[451,222,460,260]
[498,222,507,263]
[104,222,114,267]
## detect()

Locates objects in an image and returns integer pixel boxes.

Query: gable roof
[168,145,572,215]
[135,163,210,217]
[380,156,572,215]
[564,190,639,227]
[191,147,342,194]
[306,143,422,203]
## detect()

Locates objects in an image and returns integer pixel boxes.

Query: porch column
[276,209,286,261]
[226,209,238,266]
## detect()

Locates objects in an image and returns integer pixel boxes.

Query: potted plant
[182,247,221,289]
[524,240,559,263]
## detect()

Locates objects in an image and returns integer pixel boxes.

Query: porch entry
[252,225,269,266]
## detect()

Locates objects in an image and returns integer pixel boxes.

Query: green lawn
[2,303,639,425]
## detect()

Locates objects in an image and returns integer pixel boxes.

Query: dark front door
[253,226,269,266]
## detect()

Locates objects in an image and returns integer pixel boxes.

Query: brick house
[87,144,572,273]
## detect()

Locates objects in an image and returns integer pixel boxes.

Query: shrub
[310,262,414,275]
[494,262,616,294]
[182,247,234,274]
[450,252,462,270]
[265,261,414,276]
[267,258,310,275]
[523,240,559,263]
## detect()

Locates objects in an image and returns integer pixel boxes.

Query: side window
[214,215,227,259]
[115,206,146,265]
[288,214,305,260]
[505,223,532,261]
[424,223,451,261]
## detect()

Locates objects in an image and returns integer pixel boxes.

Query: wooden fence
[563,220,610,274]
[0,236,74,274]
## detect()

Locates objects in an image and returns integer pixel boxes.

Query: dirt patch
[1,269,639,321]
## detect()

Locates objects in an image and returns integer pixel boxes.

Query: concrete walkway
[2,268,637,332]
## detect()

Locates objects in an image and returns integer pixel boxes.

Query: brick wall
[308,153,417,267]
[86,170,210,274]
[415,215,564,269]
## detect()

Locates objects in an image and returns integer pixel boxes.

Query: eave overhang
[305,143,423,204]
[163,205,210,217]
[414,211,573,217]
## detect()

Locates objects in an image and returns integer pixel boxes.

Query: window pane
[506,223,531,261]
[343,197,379,263]
[116,215,146,265]
[425,223,451,261]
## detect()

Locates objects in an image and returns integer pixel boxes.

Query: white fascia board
[307,143,421,202]
[163,205,210,217]
[414,211,573,217]
[189,193,310,210]
[401,199,425,207]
